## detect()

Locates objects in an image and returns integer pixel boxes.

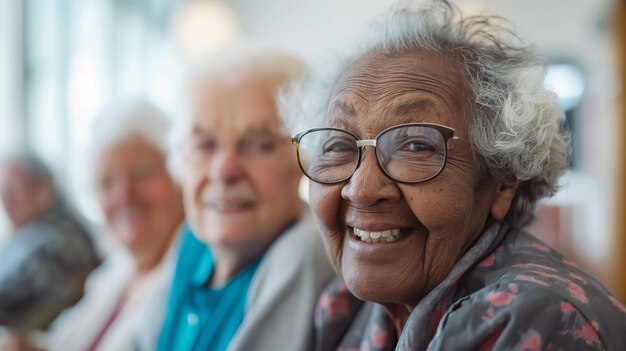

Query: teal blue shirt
[158,225,262,351]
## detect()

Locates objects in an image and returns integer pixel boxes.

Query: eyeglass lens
[297,125,447,183]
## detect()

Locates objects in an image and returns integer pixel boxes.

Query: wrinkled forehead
[187,76,286,136]
[94,138,165,174]
[327,49,473,131]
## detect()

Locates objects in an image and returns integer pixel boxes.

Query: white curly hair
[280,0,570,227]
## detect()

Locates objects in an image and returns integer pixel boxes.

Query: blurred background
[0,0,624,300]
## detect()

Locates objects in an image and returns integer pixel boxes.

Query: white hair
[91,98,171,157]
[168,45,306,179]
[0,151,54,183]
[280,0,570,228]
[0,151,58,201]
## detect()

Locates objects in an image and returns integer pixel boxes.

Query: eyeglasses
[291,122,463,184]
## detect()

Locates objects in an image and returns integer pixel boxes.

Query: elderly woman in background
[47,100,185,351]
[284,1,626,350]
[157,48,335,351]
[0,153,99,351]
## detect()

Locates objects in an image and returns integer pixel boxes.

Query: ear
[490,181,520,221]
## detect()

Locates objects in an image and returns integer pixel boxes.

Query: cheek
[182,166,204,201]
[143,178,176,206]
[309,183,342,230]
[181,170,204,227]
[402,176,477,231]
[309,182,344,268]
[98,194,116,222]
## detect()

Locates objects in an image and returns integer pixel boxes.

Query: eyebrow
[191,125,213,137]
[191,124,280,138]
[245,125,276,135]
[388,99,436,116]
[329,100,357,117]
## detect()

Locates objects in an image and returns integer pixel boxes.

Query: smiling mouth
[352,227,407,243]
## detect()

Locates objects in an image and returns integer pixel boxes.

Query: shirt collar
[191,246,214,288]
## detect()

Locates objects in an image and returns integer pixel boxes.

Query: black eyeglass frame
[291,122,463,185]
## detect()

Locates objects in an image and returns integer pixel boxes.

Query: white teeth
[354,228,402,243]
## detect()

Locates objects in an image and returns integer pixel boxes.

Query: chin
[342,268,418,306]
[120,233,145,246]
[344,276,392,303]
[199,229,252,247]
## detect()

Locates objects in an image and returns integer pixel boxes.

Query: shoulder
[84,250,134,291]
[433,229,626,350]
[261,207,330,271]
[231,209,335,351]
[26,206,98,260]
[248,207,335,303]
[479,229,625,322]
[0,217,83,272]
[430,280,611,350]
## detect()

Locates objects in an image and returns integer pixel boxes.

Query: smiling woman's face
[309,50,513,308]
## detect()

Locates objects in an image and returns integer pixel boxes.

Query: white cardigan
[227,208,336,351]
[46,235,179,351]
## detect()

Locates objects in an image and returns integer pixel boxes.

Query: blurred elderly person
[47,100,185,351]
[158,48,335,351]
[0,152,99,344]
[284,1,626,350]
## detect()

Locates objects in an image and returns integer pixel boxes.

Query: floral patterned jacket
[316,222,626,351]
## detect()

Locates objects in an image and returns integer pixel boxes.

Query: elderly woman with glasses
[284,1,626,350]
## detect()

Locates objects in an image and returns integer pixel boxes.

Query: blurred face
[95,138,183,259]
[0,163,52,228]
[309,51,512,308]
[179,76,302,253]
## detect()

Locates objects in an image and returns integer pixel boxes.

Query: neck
[209,241,269,288]
[132,234,175,275]
[208,214,302,287]
[134,253,162,275]
[382,303,413,338]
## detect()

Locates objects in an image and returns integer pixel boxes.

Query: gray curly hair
[280,0,570,228]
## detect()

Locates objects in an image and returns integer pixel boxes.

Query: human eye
[241,136,278,156]
[128,164,160,182]
[192,137,217,154]
[400,138,436,152]
[185,136,217,162]
[322,137,356,156]
[97,175,114,193]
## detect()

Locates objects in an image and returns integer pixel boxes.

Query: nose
[340,148,401,207]
[106,177,135,204]
[207,146,245,184]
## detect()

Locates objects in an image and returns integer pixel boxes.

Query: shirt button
[187,312,199,326]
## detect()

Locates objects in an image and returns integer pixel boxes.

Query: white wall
[0,0,24,243]
[223,0,614,65]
